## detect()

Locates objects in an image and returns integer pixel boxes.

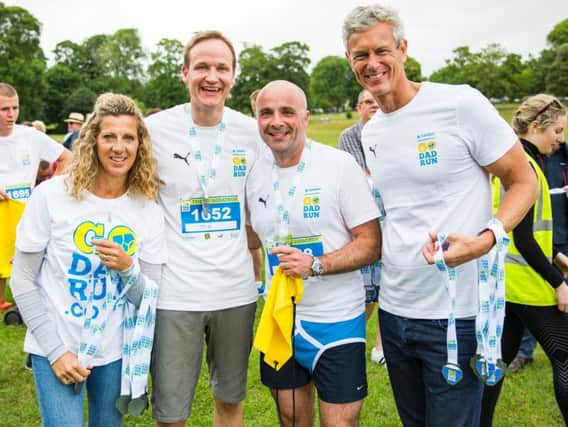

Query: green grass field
[0,303,564,426]
[1,104,566,425]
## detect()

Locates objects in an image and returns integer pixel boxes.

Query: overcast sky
[8,0,566,76]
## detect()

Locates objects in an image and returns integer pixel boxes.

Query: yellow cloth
[253,267,303,371]
[0,199,25,278]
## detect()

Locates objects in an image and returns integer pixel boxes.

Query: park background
[1,2,567,126]
[1,106,566,426]
[1,1,568,425]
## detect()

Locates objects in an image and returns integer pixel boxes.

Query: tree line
[1,2,567,130]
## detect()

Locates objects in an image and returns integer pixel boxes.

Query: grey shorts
[150,302,256,423]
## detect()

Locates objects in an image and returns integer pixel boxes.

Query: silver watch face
[312,257,324,275]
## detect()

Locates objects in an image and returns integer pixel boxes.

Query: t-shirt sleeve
[457,86,517,167]
[15,184,51,252]
[38,133,65,163]
[338,154,379,229]
[138,202,167,265]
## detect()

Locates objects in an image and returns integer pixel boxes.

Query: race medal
[73,381,83,395]
[115,395,131,415]
[128,394,149,416]
[442,363,463,385]
[470,354,487,382]
[485,359,507,386]
[434,233,462,386]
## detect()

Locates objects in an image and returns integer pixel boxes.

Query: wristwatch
[311,256,324,276]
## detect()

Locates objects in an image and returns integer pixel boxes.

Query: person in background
[62,112,84,150]
[481,95,568,425]
[338,89,386,366]
[249,87,266,295]
[338,89,378,174]
[0,82,72,312]
[32,120,47,134]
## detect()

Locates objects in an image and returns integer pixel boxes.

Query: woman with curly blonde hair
[67,93,159,200]
[11,93,166,426]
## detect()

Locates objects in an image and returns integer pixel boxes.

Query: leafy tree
[229,45,272,113]
[429,46,476,85]
[53,40,87,71]
[499,53,532,100]
[270,41,311,95]
[44,64,84,129]
[526,49,556,94]
[0,2,47,121]
[82,34,109,83]
[547,18,568,48]
[545,43,568,97]
[99,29,145,81]
[142,38,187,109]
[405,56,422,81]
[309,56,353,111]
[429,44,531,101]
[64,87,97,117]
[229,42,311,113]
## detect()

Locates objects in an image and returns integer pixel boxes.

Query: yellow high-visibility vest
[492,153,556,306]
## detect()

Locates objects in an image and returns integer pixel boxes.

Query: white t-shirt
[146,104,262,311]
[16,176,167,366]
[362,82,517,319]
[0,125,63,202]
[246,142,380,322]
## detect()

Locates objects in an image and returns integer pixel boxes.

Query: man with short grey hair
[338,89,379,174]
[343,4,538,426]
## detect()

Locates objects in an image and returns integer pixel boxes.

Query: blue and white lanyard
[434,232,463,385]
[185,105,226,214]
[270,140,313,244]
[77,262,158,400]
[77,270,119,366]
[119,272,158,400]
[473,218,509,385]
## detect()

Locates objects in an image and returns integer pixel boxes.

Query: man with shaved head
[247,80,382,426]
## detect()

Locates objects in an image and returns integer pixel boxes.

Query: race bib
[179,195,241,234]
[5,184,32,201]
[265,235,323,276]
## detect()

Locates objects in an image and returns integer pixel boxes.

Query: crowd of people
[0,3,567,427]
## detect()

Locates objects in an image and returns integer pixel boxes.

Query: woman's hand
[556,282,568,313]
[92,239,133,271]
[554,252,568,278]
[51,352,91,384]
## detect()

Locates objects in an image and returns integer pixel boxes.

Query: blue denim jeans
[379,309,483,427]
[31,355,123,427]
[515,328,537,359]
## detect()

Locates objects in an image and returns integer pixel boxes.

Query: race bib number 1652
[179,195,241,234]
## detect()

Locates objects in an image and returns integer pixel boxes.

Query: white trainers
[371,348,387,367]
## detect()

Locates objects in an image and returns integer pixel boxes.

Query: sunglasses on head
[533,98,564,120]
